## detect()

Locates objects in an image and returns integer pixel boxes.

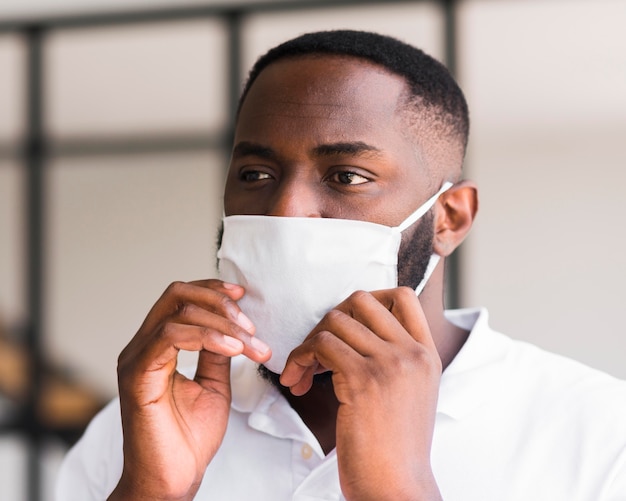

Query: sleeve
[55,398,124,501]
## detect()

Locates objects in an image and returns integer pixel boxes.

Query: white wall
[459,0,626,379]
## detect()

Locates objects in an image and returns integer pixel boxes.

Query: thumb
[193,351,233,398]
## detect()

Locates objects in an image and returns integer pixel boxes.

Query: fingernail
[222,282,241,290]
[237,312,255,333]
[249,336,270,355]
[223,336,244,351]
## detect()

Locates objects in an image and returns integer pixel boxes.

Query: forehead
[235,55,412,146]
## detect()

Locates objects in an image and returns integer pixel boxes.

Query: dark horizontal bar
[0,131,230,161]
[0,0,433,32]
[0,418,22,434]
[0,416,94,446]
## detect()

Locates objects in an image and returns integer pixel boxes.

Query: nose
[266,179,321,217]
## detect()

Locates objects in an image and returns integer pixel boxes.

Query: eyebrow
[232,141,276,159]
[231,140,383,161]
[312,141,382,158]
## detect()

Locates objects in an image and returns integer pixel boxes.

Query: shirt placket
[291,439,324,488]
[292,449,343,501]
[248,385,328,495]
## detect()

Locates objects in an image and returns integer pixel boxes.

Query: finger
[335,287,435,349]
[188,279,246,302]
[279,293,399,390]
[118,321,248,404]
[281,288,435,392]
[139,280,254,336]
[167,302,267,360]
[131,283,255,369]
[175,280,256,333]
[312,307,386,356]
[134,322,246,374]
[193,349,233,394]
[280,330,358,393]
[288,290,417,360]
[368,287,435,348]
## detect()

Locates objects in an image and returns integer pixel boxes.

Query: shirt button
[301,443,313,460]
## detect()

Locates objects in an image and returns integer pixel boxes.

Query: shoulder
[445,307,626,426]
[55,398,124,501]
[438,310,626,498]
[504,336,626,424]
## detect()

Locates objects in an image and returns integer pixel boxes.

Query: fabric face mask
[217,182,452,374]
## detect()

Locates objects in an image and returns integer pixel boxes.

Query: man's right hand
[107,280,270,501]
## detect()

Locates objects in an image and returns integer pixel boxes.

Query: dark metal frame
[0,1,459,499]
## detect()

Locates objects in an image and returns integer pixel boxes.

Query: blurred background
[0,0,625,499]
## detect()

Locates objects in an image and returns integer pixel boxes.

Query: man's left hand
[280,287,443,501]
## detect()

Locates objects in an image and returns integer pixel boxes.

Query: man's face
[224,55,434,230]
[224,55,440,383]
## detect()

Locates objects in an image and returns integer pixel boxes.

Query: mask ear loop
[414,254,440,296]
[394,181,453,296]
[396,181,453,232]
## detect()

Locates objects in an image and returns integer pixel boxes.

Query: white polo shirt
[55,308,626,500]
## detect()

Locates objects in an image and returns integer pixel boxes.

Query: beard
[254,210,435,389]
[257,362,334,390]
[397,210,434,289]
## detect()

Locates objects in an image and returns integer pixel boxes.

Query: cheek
[223,192,266,216]
[222,176,238,214]
[223,179,262,216]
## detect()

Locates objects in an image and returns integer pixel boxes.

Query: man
[56,31,626,500]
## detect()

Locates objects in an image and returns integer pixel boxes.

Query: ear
[432,180,478,257]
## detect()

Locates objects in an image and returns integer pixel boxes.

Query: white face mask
[217,182,452,374]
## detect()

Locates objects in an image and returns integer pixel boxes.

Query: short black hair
[238,30,469,153]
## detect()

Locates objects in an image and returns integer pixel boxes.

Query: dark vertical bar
[443,0,458,79]
[24,25,45,501]
[225,10,243,144]
[442,0,461,309]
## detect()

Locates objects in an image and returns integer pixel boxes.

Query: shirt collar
[230,355,268,413]
[230,355,323,453]
[230,307,511,425]
[437,307,511,420]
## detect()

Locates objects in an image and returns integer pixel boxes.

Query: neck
[418,267,470,371]
[278,375,339,455]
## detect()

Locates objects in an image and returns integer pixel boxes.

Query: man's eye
[332,171,369,185]
[240,171,272,182]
